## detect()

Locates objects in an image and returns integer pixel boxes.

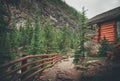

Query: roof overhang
[87,6,120,25]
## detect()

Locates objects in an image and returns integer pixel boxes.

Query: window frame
[116,20,120,39]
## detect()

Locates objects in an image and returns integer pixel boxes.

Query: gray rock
[57,71,74,81]
[75,65,88,71]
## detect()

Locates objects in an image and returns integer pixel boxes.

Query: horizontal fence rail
[0,54,63,81]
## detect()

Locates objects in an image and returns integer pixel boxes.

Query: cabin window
[116,21,120,38]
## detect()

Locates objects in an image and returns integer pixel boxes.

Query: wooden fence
[0,54,62,81]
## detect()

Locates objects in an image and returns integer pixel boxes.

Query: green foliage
[97,37,109,57]
[29,18,40,54]
[0,17,79,56]
[58,26,70,54]
[52,0,82,19]
[73,48,83,64]
[73,7,87,64]
[0,1,19,67]
[0,0,85,78]
[0,0,85,62]
[43,20,56,53]
[0,0,20,32]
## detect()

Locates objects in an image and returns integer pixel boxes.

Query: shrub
[97,36,109,57]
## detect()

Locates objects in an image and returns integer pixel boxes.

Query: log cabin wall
[93,26,99,42]
[87,7,120,42]
[100,20,115,42]
[93,20,115,42]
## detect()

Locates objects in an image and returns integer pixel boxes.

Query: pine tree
[70,29,80,50]
[59,26,71,54]
[8,22,18,60]
[0,2,10,66]
[73,7,87,64]
[16,26,23,48]
[43,19,57,54]
[29,18,40,54]
[55,28,63,53]
[97,36,108,57]
[25,18,32,46]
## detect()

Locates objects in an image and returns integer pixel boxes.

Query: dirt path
[38,57,120,81]
[39,57,81,81]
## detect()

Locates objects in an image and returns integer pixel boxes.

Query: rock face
[82,60,112,76]
[75,65,87,71]
[8,0,80,29]
[56,71,74,81]
[40,69,75,81]
[84,41,100,57]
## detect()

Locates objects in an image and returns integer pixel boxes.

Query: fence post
[21,54,27,81]
[50,55,53,64]
[41,56,45,68]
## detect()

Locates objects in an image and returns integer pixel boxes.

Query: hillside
[0,0,84,75]
[0,0,84,61]
[5,0,82,29]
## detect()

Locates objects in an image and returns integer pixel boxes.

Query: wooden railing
[0,54,62,81]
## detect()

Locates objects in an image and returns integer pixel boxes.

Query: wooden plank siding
[93,21,115,42]
[93,26,99,42]
[100,21,115,42]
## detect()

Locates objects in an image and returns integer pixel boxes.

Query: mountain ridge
[6,0,82,29]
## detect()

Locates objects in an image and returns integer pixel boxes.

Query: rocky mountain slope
[8,0,82,29]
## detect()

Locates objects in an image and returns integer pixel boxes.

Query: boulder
[56,71,74,81]
[75,65,87,71]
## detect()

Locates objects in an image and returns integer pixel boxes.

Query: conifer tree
[97,36,108,57]
[16,26,23,48]
[25,18,32,47]
[73,7,87,64]
[70,29,80,50]
[59,26,70,54]
[38,27,45,53]
[29,18,40,54]
[0,0,21,76]
[0,2,10,66]
[55,28,63,53]
[43,19,57,53]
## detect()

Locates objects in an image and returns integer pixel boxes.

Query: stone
[87,60,99,64]
[57,71,74,81]
[63,59,69,61]
[75,65,87,71]
[39,76,46,81]
[57,74,73,81]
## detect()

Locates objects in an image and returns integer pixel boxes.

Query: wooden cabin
[87,7,120,42]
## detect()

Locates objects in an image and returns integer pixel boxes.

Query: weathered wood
[22,56,62,81]
[0,54,62,81]
[93,20,115,42]
[0,55,57,78]
[12,60,56,81]
[0,54,57,69]
[100,21,115,42]
[101,27,114,30]
[101,30,114,33]
[21,55,27,80]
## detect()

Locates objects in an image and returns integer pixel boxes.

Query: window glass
[116,21,120,38]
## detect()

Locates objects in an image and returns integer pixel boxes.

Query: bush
[97,37,109,57]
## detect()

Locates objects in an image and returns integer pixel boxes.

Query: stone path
[38,57,120,81]
[39,57,81,81]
